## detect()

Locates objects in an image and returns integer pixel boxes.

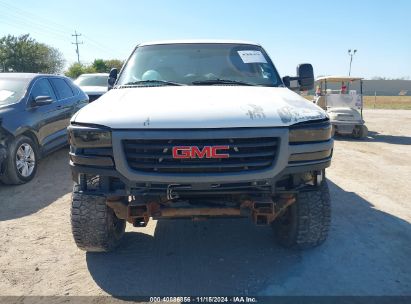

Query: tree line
[0,34,123,79]
[371,76,410,81]
[64,59,123,79]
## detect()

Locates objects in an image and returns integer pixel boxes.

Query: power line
[0,17,69,44]
[72,31,83,64]
[0,1,116,54]
[0,0,72,34]
[0,1,123,60]
[0,3,70,37]
[82,34,118,57]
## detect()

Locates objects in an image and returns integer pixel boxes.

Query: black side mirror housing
[282,76,290,88]
[297,63,314,91]
[282,76,300,91]
[108,68,118,90]
[283,63,314,91]
[33,96,53,106]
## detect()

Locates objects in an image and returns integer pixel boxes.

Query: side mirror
[282,76,300,91]
[33,96,53,106]
[108,68,118,90]
[297,63,314,91]
[283,63,314,91]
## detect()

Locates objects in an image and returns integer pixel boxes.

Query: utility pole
[72,31,83,64]
[348,49,357,76]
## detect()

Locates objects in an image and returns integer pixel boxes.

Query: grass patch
[363,96,411,110]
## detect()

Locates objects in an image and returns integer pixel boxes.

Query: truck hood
[72,86,327,129]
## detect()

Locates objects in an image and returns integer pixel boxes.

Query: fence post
[374,91,377,109]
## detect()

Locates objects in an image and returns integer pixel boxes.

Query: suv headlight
[289,120,331,143]
[68,125,112,148]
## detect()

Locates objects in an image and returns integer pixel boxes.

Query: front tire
[352,125,368,139]
[71,184,126,252]
[0,135,38,185]
[273,181,331,249]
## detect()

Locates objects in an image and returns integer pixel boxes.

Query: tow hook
[245,195,296,226]
[252,201,276,225]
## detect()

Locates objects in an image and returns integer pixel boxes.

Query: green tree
[64,59,124,79]
[0,34,64,73]
[91,59,108,73]
[65,63,86,79]
[64,63,96,79]
[104,59,124,71]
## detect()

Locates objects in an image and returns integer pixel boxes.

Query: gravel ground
[0,109,410,297]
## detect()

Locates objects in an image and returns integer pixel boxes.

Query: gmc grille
[123,137,279,173]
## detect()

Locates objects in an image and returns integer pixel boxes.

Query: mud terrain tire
[71,184,125,252]
[273,181,331,249]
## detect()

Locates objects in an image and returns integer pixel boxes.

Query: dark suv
[0,73,88,184]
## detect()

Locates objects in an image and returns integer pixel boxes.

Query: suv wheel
[0,135,38,185]
[71,184,126,252]
[273,180,331,249]
[352,125,368,139]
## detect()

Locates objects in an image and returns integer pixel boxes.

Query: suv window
[50,78,74,99]
[30,78,57,101]
[74,75,108,87]
[65,79,79,95]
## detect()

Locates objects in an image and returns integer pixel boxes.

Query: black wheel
[359,125,368,139]
[273,180,331,249]
[352,125,368,139]
[0,135,38,185]
[71,184,126,252]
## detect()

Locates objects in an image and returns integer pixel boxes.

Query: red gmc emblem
[172,146,230,159]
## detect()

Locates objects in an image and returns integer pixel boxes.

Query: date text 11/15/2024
[149,296,258,303]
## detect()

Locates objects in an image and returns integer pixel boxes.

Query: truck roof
[138,39,261,47]
[316,75,363,82]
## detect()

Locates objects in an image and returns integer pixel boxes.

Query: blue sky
[0,0,410,79]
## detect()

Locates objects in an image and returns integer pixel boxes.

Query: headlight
[68,125,112,148]
[289,120,331,143]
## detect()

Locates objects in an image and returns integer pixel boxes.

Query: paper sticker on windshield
[0,90,14,101]
[238,50,267,63]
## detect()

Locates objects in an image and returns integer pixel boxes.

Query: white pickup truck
[68,40,333,252]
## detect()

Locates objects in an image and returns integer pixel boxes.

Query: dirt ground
[0,109,410,297]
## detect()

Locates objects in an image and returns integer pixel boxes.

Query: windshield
[74,75,108,87]
[0,78,30,106]
[117,43,282,87]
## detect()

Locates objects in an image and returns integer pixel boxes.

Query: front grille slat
[128,160,273,169]
[123,136,278,173]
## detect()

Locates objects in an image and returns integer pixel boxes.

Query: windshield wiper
[118,80,184,87]
[191,79,256,86]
